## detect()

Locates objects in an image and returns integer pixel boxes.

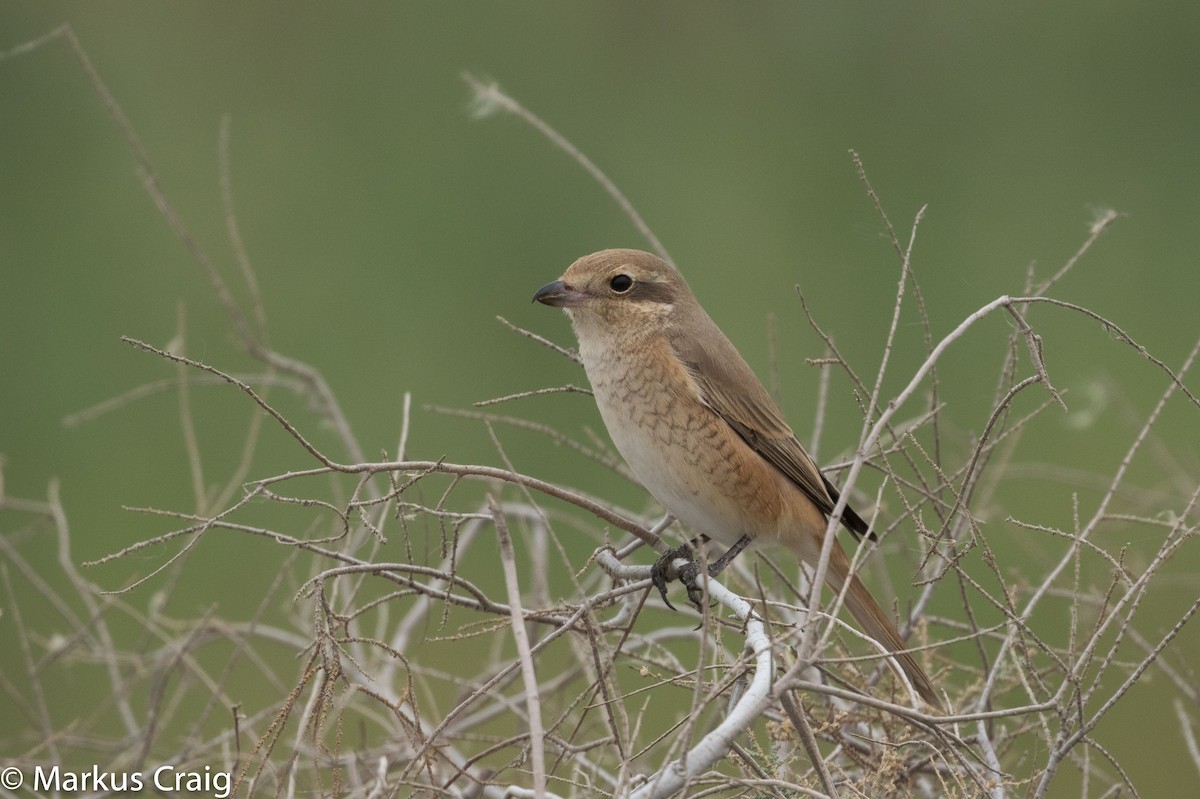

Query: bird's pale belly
[590,368,783,549]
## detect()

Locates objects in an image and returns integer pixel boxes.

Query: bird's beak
[532,279,587,308]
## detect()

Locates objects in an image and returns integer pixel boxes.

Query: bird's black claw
[679,561,706,611]
[652,545,709,612]
[650,551,679,611]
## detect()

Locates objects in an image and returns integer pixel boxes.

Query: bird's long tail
[819,546,942,710]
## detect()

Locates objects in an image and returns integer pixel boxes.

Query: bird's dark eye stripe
[609,274,634,293]
[628,280,675,304]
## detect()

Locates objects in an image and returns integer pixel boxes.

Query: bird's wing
[671,321,874,541]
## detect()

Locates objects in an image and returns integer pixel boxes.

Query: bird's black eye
[609,274,634,293]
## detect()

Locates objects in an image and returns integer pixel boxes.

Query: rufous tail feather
[811,545,942,710]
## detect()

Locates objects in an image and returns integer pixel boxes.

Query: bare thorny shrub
[4,26,1199,799]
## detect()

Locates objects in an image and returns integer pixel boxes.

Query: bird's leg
[650,534,753,611]
[706,533,752,577]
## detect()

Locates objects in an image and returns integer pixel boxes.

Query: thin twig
[464,73,673,266]
[491,496,547,798]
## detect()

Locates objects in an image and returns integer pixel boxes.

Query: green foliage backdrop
[2,4,1198,796]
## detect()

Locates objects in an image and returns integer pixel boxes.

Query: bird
[533,248,940,708]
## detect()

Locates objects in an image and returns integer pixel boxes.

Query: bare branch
[464,73,672,267]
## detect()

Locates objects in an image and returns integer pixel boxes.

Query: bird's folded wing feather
[671,324,874,541]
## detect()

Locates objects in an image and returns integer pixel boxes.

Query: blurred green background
[2,3,1198,795]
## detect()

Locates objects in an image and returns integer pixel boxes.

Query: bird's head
[533,249,690,332]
